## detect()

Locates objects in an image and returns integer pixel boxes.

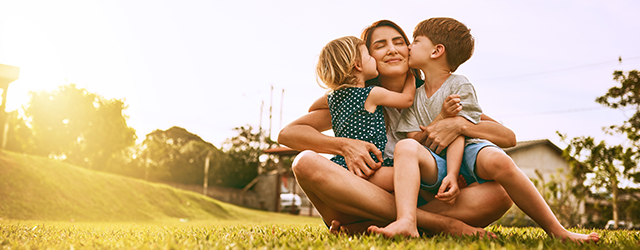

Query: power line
[497,106,606,118]
[478,56,640,83]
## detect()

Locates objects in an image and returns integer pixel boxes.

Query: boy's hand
[435,175,460,205]
[441,94,462,118]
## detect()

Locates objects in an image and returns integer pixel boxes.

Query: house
[503,139,587,226]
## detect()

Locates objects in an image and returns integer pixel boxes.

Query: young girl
[315,36,415,178]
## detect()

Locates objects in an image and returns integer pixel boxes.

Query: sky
[1,0,640,150]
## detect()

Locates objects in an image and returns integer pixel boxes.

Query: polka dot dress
[328,86,387,169]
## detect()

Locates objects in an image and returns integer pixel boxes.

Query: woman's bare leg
[292,150,493,237]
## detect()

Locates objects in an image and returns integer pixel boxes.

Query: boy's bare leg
[475,147,599,243]
[292,150,494,237]
[368,139,438,238]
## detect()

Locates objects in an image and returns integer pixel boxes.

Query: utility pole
[279,89,284,132]
[269,85,273,138]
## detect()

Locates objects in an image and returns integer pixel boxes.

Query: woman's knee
[291,150,323,178]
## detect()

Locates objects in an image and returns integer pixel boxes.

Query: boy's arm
[434,135,464,204]
[278,108,382,179]
[308,93,329,112]
[366,73,415,110]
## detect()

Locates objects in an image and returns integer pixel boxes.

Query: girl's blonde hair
[316,36,363,91]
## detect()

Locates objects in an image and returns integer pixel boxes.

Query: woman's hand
[419,116,464,154]
[342,138,382,179]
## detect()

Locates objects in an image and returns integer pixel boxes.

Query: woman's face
[368,26,409,78]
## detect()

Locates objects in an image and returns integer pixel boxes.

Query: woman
[278,20,515,236]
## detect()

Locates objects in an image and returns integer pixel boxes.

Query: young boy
[368,17,599,243]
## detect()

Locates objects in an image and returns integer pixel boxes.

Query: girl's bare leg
[474,147,599,243]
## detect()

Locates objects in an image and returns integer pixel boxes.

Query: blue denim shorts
[419,141,499,193]
[460,142,500,185]
[419,147,448,193]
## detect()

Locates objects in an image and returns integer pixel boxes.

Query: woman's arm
[277,108,382,178]
[421,114,516,153]
[308,94,329,112]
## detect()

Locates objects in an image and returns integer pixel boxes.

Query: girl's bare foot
[367,218,420,238]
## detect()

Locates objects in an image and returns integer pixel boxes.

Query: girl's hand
[441,94,462,118]
[342,138,382,179]
[435,175,460,205]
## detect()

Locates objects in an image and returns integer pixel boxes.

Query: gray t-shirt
[397,74,488,146]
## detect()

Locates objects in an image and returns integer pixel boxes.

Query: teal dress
[328,86,389,169]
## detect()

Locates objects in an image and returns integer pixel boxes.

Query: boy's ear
[431,44,445,59]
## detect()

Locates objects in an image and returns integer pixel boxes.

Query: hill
[0,150,306,223]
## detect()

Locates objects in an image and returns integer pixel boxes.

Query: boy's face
[408,35,435,69]
[360,45,379,80]
[369,26,409,77]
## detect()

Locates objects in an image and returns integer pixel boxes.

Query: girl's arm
[365,73,415,111]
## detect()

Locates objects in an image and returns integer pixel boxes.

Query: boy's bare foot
[557,231,600,243]
[367,218,420,238]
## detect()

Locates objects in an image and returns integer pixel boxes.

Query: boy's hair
[361,19,421,84]
[413,17,474,72]
[316,36,364,91]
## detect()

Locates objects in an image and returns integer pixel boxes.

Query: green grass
[1,150,639,249]
[1,221,639,249]
[0,150,310,223]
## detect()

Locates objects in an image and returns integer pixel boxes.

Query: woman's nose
[387,44,398,55]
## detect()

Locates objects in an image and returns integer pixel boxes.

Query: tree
[596,70,640,144]
[559,70,640,229]
[217,125,278,188]
[23,84,137,171]
[137,126,221,184]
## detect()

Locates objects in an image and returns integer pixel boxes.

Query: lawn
[1,219,638,249]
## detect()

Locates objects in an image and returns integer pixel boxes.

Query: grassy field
[2,220,639,249]
[1,150,639,249]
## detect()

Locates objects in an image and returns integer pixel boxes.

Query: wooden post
[203,151,212,196]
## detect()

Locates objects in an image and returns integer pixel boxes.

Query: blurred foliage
[134,126,221,185]
[2,83,288,190]
[219,125,278,188]
[18,84,136,172]
[558,70,640,228]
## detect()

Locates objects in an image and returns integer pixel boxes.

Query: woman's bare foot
[556,231,600,243]
[441,219,497,239]
[329,220,388,235]
[367,218,419,238]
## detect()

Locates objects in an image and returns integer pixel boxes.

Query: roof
[503,139,563,154]
[263,146,300,156]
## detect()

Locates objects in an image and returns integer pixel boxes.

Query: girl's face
[368,26,409,77]
[360,45,378,81]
